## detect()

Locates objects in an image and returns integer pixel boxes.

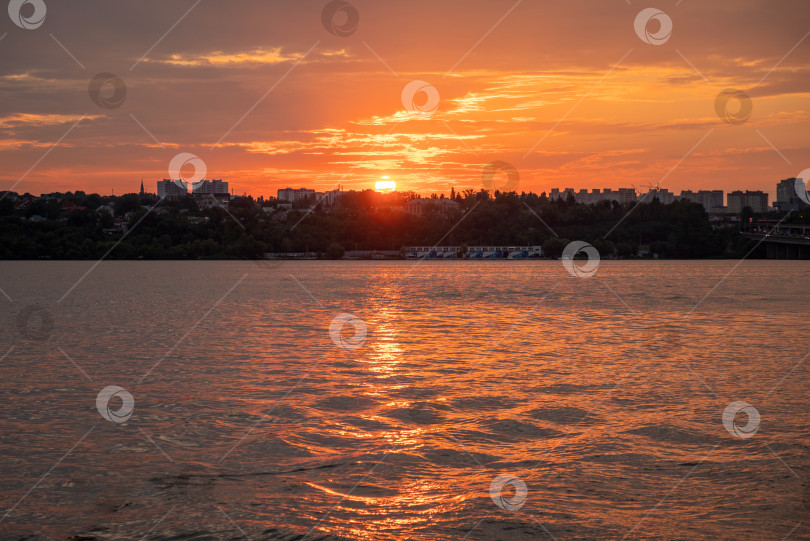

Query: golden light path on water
[0,260,807,540]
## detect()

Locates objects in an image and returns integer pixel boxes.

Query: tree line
[0,188,791,260]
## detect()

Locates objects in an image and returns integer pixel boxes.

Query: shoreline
[0,256,795,262]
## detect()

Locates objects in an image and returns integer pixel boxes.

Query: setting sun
[375,177,396,193]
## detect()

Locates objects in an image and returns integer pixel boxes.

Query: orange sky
[1,0,808,199]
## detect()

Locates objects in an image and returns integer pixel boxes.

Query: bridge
[742,230,810,259]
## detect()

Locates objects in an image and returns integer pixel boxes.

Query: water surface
[0,261,808,540]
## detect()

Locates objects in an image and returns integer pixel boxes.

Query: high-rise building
[726,191,743,214]
[677,190,724,213]
[680,190,697,202]
[315,189,342,208]
[548,187,636,204]
[727,190,768,214]
[642,188,675,204]
[775,178,809,212]
[156,179,188,199]
[193,179,229,198]
[707,190,724,213]
[191,180,230,210]
[617,188,636,204]
[278,187,315,203]
[746,191,768,213]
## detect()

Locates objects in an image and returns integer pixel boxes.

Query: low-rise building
[195,197,230,210]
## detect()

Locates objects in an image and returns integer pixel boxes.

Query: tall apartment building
[707,190,725,213]
[191,180,230,210]
[316,189,342,208]
[549,187,636,204]
[775,177,809,212]
[642,188,675,204]
[746,190,769,214]
[549,188,575,200]
[278,188,316,203]
[156,179,188,199]
[616,188,637,204]
[727,190,768,214]
[678,190,724,213]
[193,179,229,197]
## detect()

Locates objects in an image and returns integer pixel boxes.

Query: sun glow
[375,176,396,192]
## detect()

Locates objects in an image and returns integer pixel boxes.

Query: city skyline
[1,1,808,198]
[10,175,807,213]
[126,177,810,213]
[5,171,808,202]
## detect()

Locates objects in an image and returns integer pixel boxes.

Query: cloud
[0,113,97,128]
[0,0,807,197]
[148,47,352,67]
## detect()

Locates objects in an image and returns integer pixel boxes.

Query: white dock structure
[404,246,543,260]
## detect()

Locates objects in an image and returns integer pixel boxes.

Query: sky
[1,0,808,199]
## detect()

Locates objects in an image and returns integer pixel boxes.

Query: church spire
[140,178,144,195]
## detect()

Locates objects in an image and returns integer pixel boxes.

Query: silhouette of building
[278,187,315,203]
[641,188,675,204]
[404,198,460,216]
[549,187,636,204]
[316,189,342,208]
[727,190,768,213]
[156,179,187,199]
[678,190,724,213]
[189,179,230,209]
[775,178,809,212]
[192,179,229,198]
